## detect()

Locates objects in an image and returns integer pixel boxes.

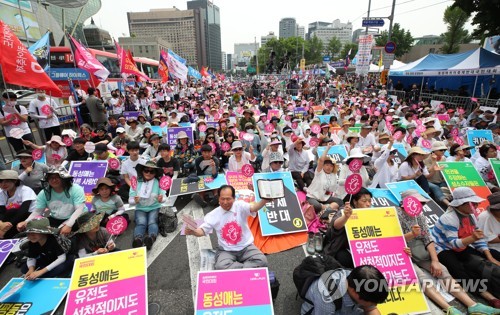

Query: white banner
[356,35,374,76]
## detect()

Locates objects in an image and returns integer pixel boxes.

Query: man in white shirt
[186,185,273,270]
[357,123,378,154]
[119,141,146,202]
[28,89,61,141]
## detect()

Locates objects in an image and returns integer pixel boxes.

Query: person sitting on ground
[262,152,285,173]
[21,217,74,280]
[173,131,196,175]
[73,212,117,258]
[126,117,143,142]
[63,137,93,165]
[130,161,166,250]
[90,125,112,145]
[301,265,389,315]
[306,142,342,214]
[91,177,127,226]
[141,134,162,162]
[431,187,500,308]
[119,141,146,202]
[423,141,450,207]
[227,141,256,172]
[185,185,272,270]
[370,137,398,189]
[17,167,86,236]
[193,145,220,208]
[288,136,313,193]
[446,144,472,162]
[397,189,499,315]
[0,170,36,239]
[156,143,180,179]
[337,148,370,198]
[23,135,68,167]
[12,150,49,194]
[478,192,500,261]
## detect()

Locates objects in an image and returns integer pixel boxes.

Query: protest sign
[195,267,274,315]
[123,111,141,120]
[436,114,450,125]
[65,248,147,315]
[345,207,429,315]
[480,106,498,115]
[368,188,399,208]
[466,130,493,155]
[316,145,348,164]
[0,239,18,268]
[312,106,323,115]
[490,158,500,186]
[166,126,194,147]
[267,109,280,121]
[169,175,228,197]
[0,278,70,314]
[226,172,254,203]
[349,127,361,134]
[69,161,108,210]
[438,161,491,213]
[317,115,332,124]
[150,126,166,136]
[392,143,407,164]
[252,172,306,236]
[293,107,306,119]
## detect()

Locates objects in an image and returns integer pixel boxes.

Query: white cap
[116,127,126,133]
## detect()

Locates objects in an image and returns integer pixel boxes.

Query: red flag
[120,49,150,82]
[200,66,209,77]
[0,21,62,96]
[159,50,169,83]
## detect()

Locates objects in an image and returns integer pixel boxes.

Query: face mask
[247,129,254,133]
[38,93,46,98]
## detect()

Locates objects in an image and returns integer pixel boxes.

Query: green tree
[440,6,471,54]
[453,0,500,41]
[375,23,413,58]
[340,43,358,60]
[326,37,342,58]
[304,35,323,65]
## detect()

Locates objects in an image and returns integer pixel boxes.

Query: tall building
[187,0,222,70]
[221,51,227,71]
[297,26,305,40]
[233,43,258,65]
[261,31,276,46]
[226,53,232,70]
[307,21,331,40]
[279,18,297,39]
[127,8,206,68]
[84,18,113,50]
[118,37,170,60]
[309,19,353,46]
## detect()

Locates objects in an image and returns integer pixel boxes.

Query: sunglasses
[271,161,284,164]
[232,148,243,151]
[143,168,156,174]
[207,137,215,139]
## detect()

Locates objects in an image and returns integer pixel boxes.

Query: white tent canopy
[369,60,406,73]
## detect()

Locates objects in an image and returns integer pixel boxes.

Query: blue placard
[48,68,90,81]
[323,56,331,62]
[317,115,332,124]
[385,180,431,202]
[252,171,307,236]
[466,130,493,155]
[368,188,400,208]
[0,278,70,314]
[317,145,348,164]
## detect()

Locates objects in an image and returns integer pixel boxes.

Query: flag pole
[0,64,12,101]
[16,1,30,46]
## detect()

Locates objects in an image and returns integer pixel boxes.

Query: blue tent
[389,48,500,97]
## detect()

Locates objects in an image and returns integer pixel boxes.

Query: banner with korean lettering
[226,172,254,203]
[385,180,445,229]
[0,239,18,268]
[438,161,491,213]
[196,267,274,314]
[466,130,493,155]
[68,33,110,82]
[490,158,500,187]
[0,278,70,314]
[0,21,62,96]
[345,207,429,315]
[293,107,306,119]
[166,49,188,82]
[169,175,228,197]
[368,189,399,208]
[69,161,108,210]
[392,143,407,165]
[166,126,194,147]
[316,145,348,164]
[65,248,147,315]
[252,172,306,236]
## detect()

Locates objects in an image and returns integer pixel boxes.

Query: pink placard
[265,124,275,133]
[309,137,320,147]
[221,142,230,151]
[32,149,43,160]
[311,124,321,134]
[204,177,214,183]
[345,173,363,195]
[241,164,254,177]
[403,196,423,217]
[454,136,464,146]
[417,125,426,133]
[52,153,61,161]
[239,131,246,140]
[386,115,393,122]
[348,159,362,172]
[198,124,207,132]
[108,158,120,170]
[159,175,172,190]
[208,142,216,154]
[6,114,20,125]
[421,139,431,149]
[450,128,458,137]
[415,119,422,126]
[130,176,137,190]
[291,122,298,129]
[106,215,129,235]
[63,137,73,147]
[116,148,125,156]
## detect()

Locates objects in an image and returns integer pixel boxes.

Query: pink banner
[68,34,110,82]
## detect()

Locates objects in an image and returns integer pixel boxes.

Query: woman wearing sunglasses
[202,134,220,159]
[228,141,255,172]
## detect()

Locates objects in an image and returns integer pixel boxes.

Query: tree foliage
[340,43,358,60]
[326,37,342,58]
[440,6,471,54]
[453,0,500,40]
[375,23,413,58]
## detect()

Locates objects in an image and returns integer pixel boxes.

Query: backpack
[293,254,343,314]
[158,207,178,237]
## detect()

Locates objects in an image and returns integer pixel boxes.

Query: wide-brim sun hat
[343,148,370,163]
[135,160,163,178]
[270,139,282,146]
[431,141,448,152]
[0,170,20,180]
[47,135,65,146]
[92,177,116,195]
[449,187,485,207]
[177,131,189,139]
[15,150,33,159]
[400,189,430,203]
[73,212,105,234]
[21,217,59,236]
[45,166,73,180]
[269,152,284,163]
[487,191,500,211]
[231,141,243,150]
[407,147,430,157]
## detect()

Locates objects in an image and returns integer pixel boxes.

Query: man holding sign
[185,184,273,270]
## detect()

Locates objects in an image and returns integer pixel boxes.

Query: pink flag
[68,34,110,82]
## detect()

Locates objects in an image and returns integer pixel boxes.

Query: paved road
[0,194,468,315]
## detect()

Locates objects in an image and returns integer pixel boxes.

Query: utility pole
[387,0,396,41]
[255,36,259,75]
[365,0,372,35]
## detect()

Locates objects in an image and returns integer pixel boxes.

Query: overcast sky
[90,0,470,54]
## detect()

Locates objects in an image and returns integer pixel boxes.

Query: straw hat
[135,160,163,178]
[407,147,430,157]
[431,141,447,152]
[177,131,189,139]
[0,170,20,180]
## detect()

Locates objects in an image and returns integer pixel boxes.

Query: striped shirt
[431,208,488,254]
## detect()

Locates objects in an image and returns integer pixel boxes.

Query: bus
[48,47,160,101]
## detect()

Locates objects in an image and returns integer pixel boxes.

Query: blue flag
[168,49,186,65]
[188,66,201,80]
[28,32,50,71]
